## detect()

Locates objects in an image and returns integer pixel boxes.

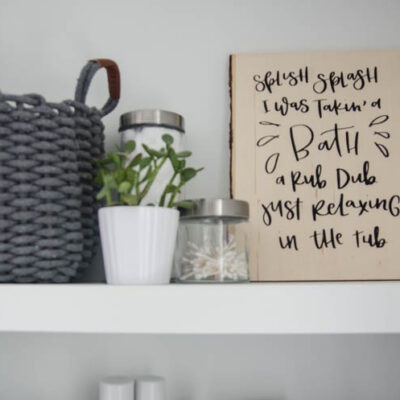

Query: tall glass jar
[119,110,185,205]
[174,199,249,283]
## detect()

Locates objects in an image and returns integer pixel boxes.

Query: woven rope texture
[0,60,119,282]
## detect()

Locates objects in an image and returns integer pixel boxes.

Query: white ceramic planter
[99,206,179,285]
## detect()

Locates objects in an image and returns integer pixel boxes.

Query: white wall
[1,0,400,399]
[1,0,400,200]
[1,333,400,400]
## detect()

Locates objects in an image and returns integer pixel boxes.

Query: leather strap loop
[90,58,120,100]
[75,59,120,116]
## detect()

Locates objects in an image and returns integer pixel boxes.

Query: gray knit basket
[0,59,120,282]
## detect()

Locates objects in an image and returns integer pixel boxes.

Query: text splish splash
[253,67,378,94]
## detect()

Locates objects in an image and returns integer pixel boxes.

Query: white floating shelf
[0,282,399,334]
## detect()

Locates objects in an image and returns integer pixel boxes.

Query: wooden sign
[230,50,400,281]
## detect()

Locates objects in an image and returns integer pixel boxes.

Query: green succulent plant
[95,134,203,208]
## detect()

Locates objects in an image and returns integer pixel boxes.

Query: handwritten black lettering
[265,153,280,174]
[369,114,389,127]
[279,235,299,250]
[256,135,279,147]
[353,226,386,248]
[371,98,382,109]
[310,228,343,249]
[314,98,363,119]
[276,175,286,185]
[253,67,309,94]
[312,67,378,94]
[290,164,327,192]
[259,120,280,127]
[274,97,309,116]
[261,199,302,226]
[374,130,390,139]
[289,124,359,161]
[289,124,314,161]
[336,161,376,189]
[251,62,395,258]
[311,194,400,221]
[375,142,390,158]
[319,124,359,157]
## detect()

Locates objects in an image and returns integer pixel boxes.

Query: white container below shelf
[0,282,400,334]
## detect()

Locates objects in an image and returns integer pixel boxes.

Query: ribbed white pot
[99,206,179,285]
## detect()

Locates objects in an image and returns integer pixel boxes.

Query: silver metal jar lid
[179,199,249,220]
[119,110,185,133]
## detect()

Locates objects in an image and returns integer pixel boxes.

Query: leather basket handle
[75,58,120,116]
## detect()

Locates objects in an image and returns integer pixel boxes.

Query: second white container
[119,110,185,206]
[99,376,134,400]
[99,206,179,285]
[136,376,166,400]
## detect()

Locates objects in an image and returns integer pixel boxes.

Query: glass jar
[119,109,185,205]
[174,199,249,283]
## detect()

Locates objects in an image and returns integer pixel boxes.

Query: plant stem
[106,189,112,206]
[135,168,141,202]
[159,170,178,207]
[139,156,168,203]
[167,181,184,207]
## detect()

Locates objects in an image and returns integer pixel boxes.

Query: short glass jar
[119,110,185,205]
[174,199,249,283]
